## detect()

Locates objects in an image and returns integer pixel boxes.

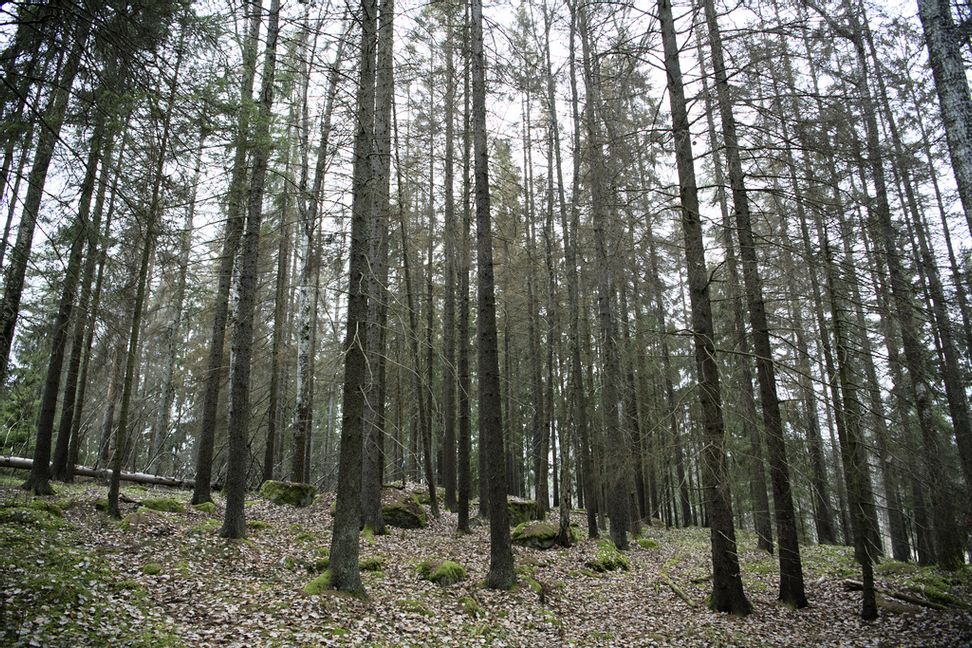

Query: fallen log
[0,455,198,489]
[843,579,948,611]
[661,572,697,607]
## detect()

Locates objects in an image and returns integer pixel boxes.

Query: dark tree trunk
[329,0,379,594]
[659,0,750,615]
[702,0,806,607]
[192,2,262,505]
[0,14,90,386]
[472,0,514,590]
[221,0,281,539]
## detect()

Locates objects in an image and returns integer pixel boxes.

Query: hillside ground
[2,474,971,646]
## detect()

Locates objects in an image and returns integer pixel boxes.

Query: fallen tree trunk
[1,455,198,489]
[661,572,697,607]
[843,579,948,611]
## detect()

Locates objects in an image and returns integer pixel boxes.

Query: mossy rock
[382,491,427,529]
[586,539,630,572]
[417,559,466,586]
[303,571,333,595]
[359,555,385,571]
[507,497,538,526]
[142,562,163,575]
[141,497,185,514]
[259,480,317,507]
[511,521,578,549]
[94,498,109,512]
[638,538,659,550]
[192,501,217,515]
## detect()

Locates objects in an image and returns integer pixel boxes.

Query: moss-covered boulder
[511,521,578,549]
[587,539,630,573]
[259,480,317,507]
[141,497,185,514]
[417,559,466,586]
[506,497,538,526]
[382,491,427,529]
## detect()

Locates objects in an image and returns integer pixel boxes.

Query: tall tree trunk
[192,2,262,505]
[694,32,776,550]
[441,4,458,513]
[821,231,878,620]
[108,22,185,517]
[564,2,598,540]
[361,0,394,534]
[0,14,91,386]
[221,0,281,539]
[577,0,629,551]
[457,0,473,533]
[659,0,750,615]
[329,0,379,594]
[702,0,806,607]
[292,21,347,483]
[917,0,972,234]
[472,0,515,590]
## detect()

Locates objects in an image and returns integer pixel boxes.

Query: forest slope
[2,477,971,647]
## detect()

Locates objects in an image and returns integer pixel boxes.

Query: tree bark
[192,2,262,505]
[330,0,379,594]
[220,0,281,539]
[659,0,750,615]
[472,0,515,590]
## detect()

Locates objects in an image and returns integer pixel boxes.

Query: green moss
[283,556,298,570]
[586,539,630,573]
[248,519,272,531]
[192,501,217,515]
[460,595,482,617]
[189,519,220,535]
[94,498,109,512]
[359,555,385,571]
[259,480,317,507]
[142,562,163,575]
[506,497,538,526]
[362,525,376,543]
[0,503,180,646]
[522,575,543,595]
[30,498,63,517]
[303,571,333,595]
[382,492,427,529]
[638,538,659,550]
[398,598,434,616]
[296,531,317,544]
[0,504,57,530]
[417,559,466,586]
[308,556,330,573]
[511,521,578,549]
[141,498,185,514]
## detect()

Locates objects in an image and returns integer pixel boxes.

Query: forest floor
[2,475,971,647]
